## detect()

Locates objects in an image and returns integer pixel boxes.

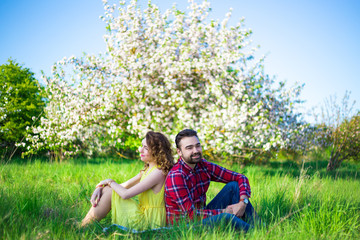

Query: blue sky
[1,0,359,122]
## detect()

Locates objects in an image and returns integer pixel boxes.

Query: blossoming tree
[25,0,308,161]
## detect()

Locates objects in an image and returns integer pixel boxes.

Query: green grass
[0,157,359,239]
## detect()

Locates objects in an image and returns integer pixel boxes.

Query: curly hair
[143,131,174,174]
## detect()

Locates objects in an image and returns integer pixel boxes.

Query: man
[165,129,260,232]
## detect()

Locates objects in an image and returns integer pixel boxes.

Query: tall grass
[0,157,359,239]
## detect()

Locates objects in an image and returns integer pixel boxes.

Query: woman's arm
[90,172,142,207]
[119,172,142,189]
[96,172,142,189]
[90,187,102,207]
[108,169,165,199]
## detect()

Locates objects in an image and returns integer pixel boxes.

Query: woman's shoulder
[154,167,167,177]
[146,166,166,177]
[143,167,166,185]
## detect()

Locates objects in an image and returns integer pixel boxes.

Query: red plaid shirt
[164,157,251,224]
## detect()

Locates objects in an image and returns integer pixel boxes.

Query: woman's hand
[90,187,102,207]
[96,179,114,188]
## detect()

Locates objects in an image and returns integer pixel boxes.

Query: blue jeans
[201,181,260,232]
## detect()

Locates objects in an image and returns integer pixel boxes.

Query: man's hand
[226,202,246,218]
[223,205,234,214]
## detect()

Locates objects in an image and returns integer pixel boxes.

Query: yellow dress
[111,166,166,230]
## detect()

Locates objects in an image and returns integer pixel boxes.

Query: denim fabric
[202,181,260,232]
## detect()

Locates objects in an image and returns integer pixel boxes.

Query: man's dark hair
[175,129,198,149]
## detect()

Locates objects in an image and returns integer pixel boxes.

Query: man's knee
[225,181,239,192]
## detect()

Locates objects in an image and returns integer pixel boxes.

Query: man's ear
[176,148,182,157]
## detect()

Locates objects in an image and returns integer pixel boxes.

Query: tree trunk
[327,152,342,171]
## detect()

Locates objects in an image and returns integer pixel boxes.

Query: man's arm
[206,161,251,217]
[206,160,251,198]
[224,195,249,217]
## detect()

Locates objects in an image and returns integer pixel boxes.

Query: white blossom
[24,0,310,160]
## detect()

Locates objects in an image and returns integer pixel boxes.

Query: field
[1,157,359,239]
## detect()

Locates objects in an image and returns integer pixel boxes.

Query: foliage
[1,157,359,239]
[313,91,359,171]
[25,0,309,160]
[326,113,360,170]
[0,59,45,159]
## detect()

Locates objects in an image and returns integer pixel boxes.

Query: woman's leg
[81,186,113,227]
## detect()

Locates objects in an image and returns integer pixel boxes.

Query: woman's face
[139,138,152,163]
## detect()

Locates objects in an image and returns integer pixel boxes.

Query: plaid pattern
[164,157,251,224]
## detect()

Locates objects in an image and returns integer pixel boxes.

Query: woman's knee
[102,186,113,195]
[92,187,112,219]
[95,186,112,207]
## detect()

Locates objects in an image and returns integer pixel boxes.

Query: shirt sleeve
[166,171,222,221]
[206,161,251,198]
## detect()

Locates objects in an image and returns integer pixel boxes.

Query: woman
[81,131,174,230]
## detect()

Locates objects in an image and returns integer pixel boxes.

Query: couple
[81,129,260,232]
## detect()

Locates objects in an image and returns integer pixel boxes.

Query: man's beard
[183,152,202,164]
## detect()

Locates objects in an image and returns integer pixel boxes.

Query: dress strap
[144,166,158,176]
[141,165,159,181]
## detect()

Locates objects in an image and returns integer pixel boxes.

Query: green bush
[0,59,45,159]
[327,113,360,170]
